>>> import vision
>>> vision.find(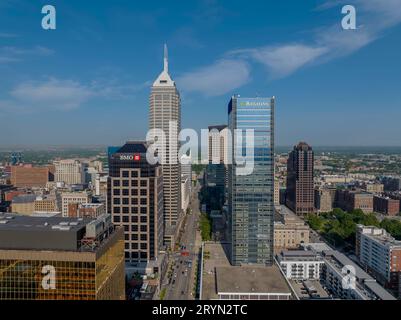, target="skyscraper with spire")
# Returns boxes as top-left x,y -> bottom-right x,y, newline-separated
149,44 -> 181,247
